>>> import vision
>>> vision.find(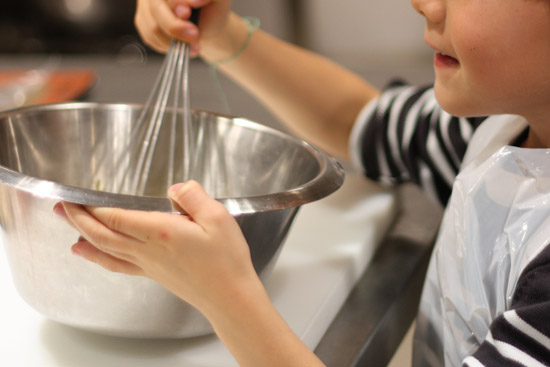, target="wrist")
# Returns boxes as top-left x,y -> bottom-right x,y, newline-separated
197,273 -> 326,367
200,13 -> 255,64
200,271 -> 267,320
